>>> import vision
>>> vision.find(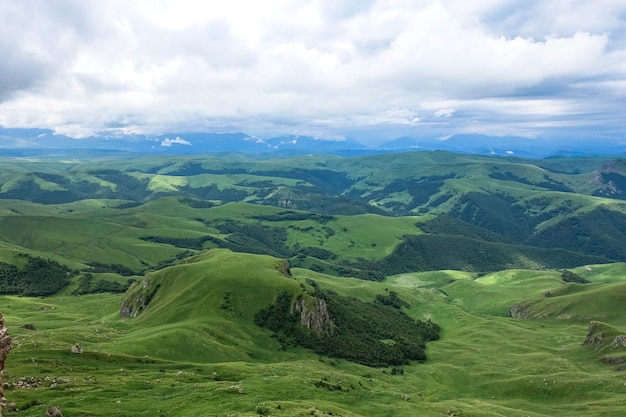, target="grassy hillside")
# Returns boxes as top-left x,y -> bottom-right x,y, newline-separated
2,151 -> 626,415
3,253 -> 626,415
1,152 -> 626,275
